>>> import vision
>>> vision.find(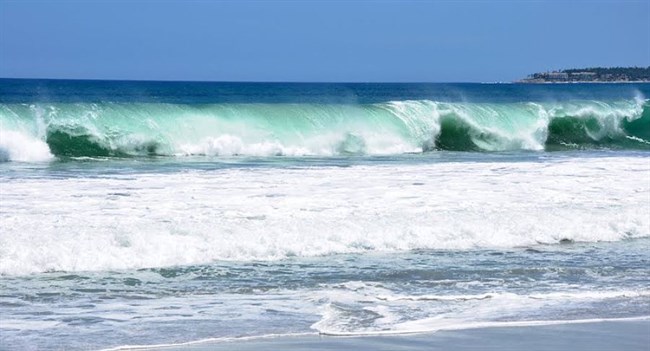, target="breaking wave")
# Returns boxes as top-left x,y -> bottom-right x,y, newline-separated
0,98 -> 648,161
